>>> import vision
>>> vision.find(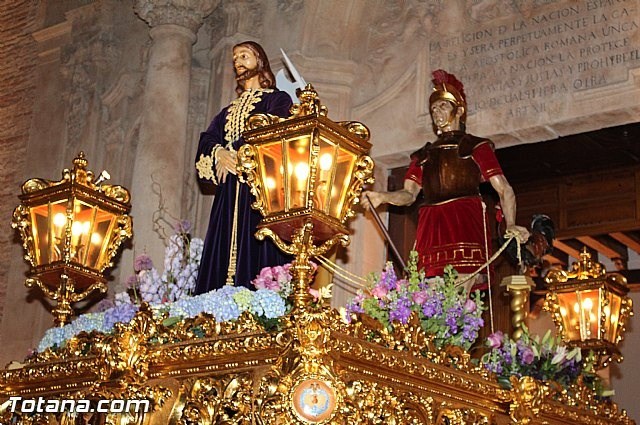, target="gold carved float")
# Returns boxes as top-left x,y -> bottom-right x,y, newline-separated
0,300 -> 634,424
